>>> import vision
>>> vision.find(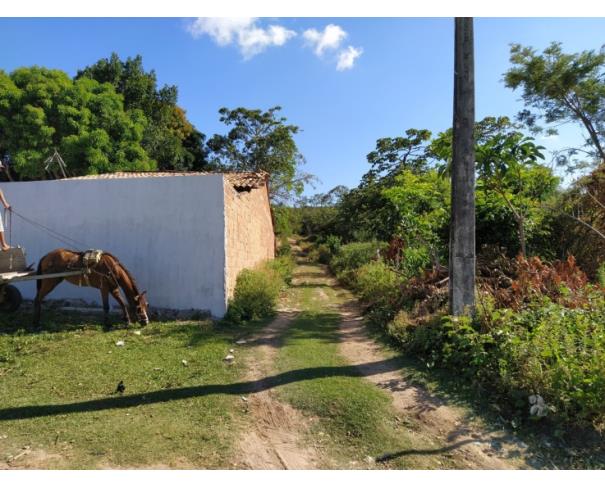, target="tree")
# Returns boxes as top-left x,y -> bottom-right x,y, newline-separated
476,133 -> 555,256
0,67 -> 154,179
504,42 -> 605,169
554,164 -> 605,277
77,53 -> 208,171
207,106 -> 312,202
449,17 -> 476,316
383,169 -> 450,270
364,129 -> 432,182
